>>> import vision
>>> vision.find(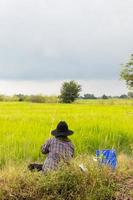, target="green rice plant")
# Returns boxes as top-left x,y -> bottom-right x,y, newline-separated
0,101 -> 133,167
